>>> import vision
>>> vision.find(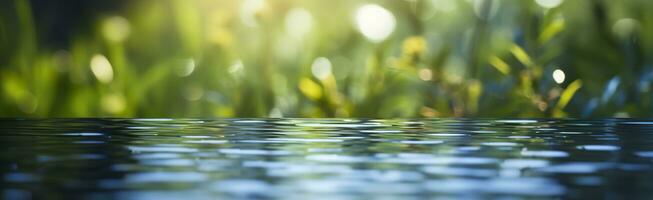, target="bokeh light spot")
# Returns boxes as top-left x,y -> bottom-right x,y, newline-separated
355,4 -> 396,43
285,8 -> 313,39
612,18 -> 639,39
184,84 -> 204,101
553,69 -> 565,84
176,59 -> 196,77
101,93 -> 125,114
102,16 -> 130,42
419,69 -> 433,81
240,0 -> 266,27
535,0 -> 563,9
90,54 -> 114,84
228,60 -> 245,77
311,57 -> 332,81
